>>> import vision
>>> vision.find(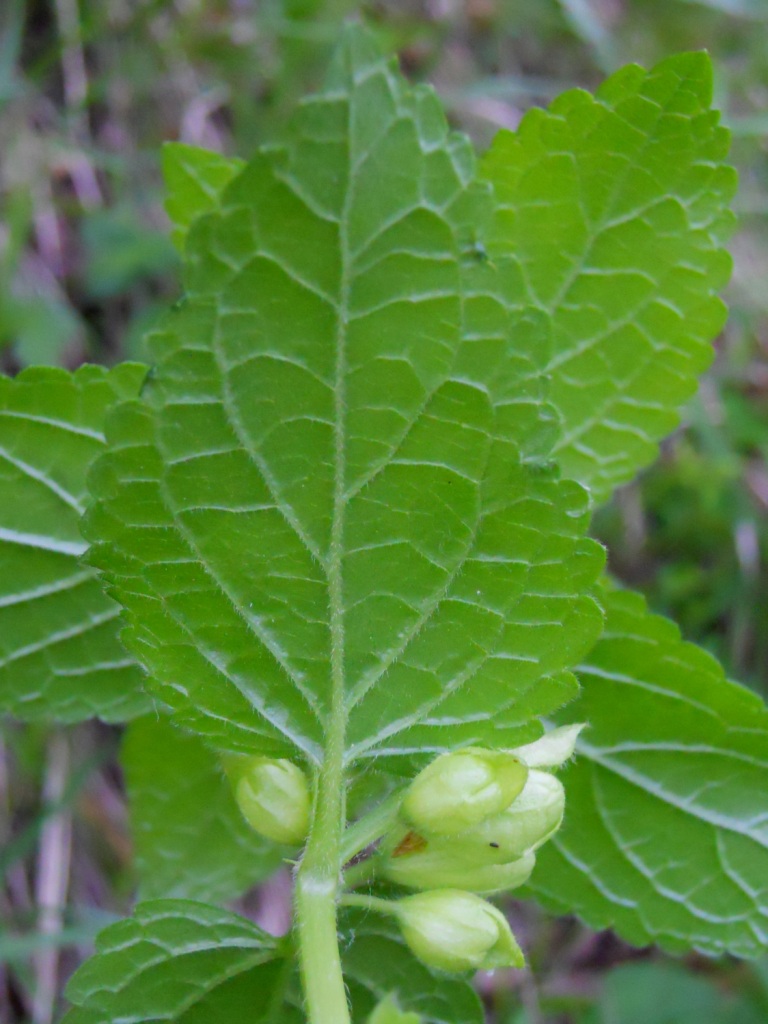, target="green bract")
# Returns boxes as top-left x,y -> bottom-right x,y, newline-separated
231,756 -> 311,845
401,748 -> 528,836
396,890 -> 524,972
